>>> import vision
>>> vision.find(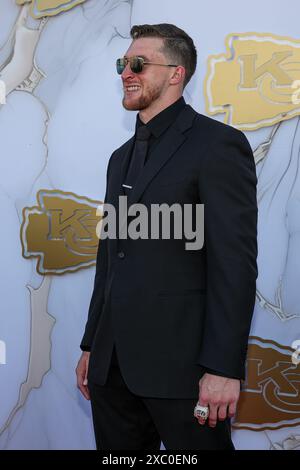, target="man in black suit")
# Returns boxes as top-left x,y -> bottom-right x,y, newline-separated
76,23 -> 258,450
